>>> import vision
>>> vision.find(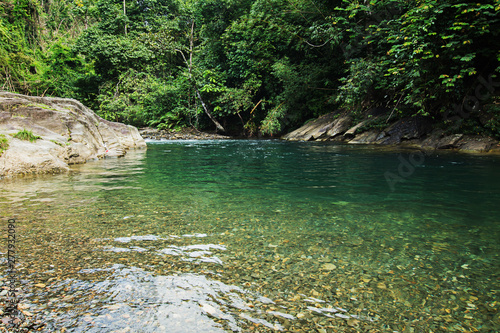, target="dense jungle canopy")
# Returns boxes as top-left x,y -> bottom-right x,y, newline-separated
1,0 -> 499,136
